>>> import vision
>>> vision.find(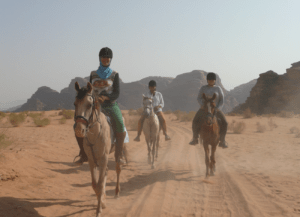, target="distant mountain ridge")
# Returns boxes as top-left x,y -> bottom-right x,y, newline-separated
228,79 -> 257,104
14,70 -> 256,113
